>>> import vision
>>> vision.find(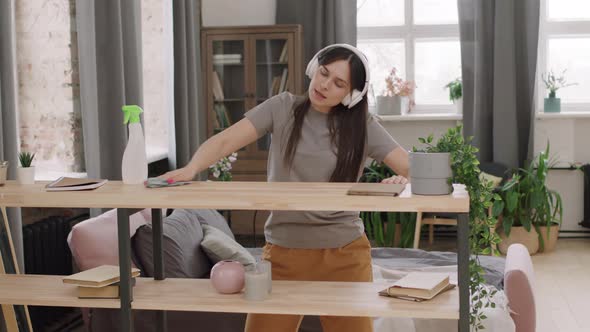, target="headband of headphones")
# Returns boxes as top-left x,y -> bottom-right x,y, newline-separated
305,43 -> 370,109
